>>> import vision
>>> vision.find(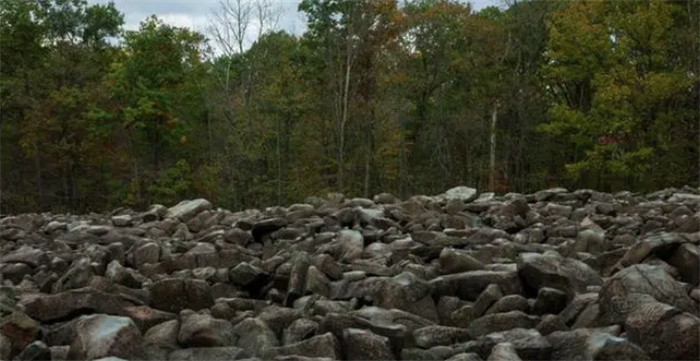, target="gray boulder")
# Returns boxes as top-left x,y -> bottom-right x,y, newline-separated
66,314 -> 144,360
